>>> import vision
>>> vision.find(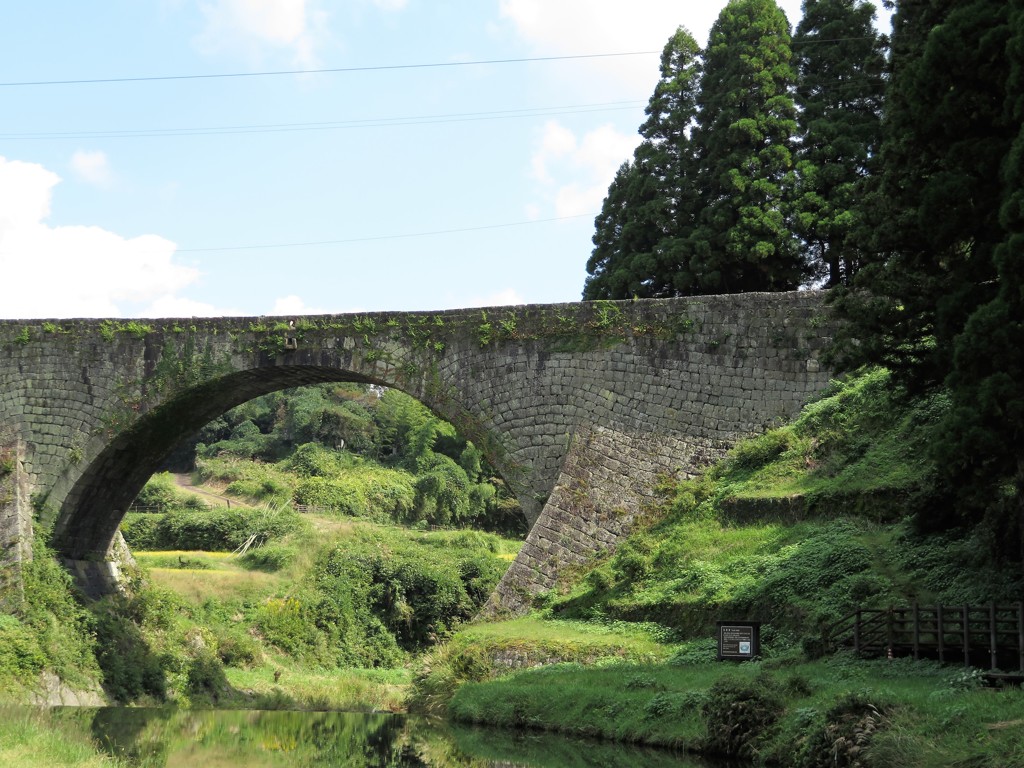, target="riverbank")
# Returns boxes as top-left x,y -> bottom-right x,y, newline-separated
441,645 -> 1024,766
